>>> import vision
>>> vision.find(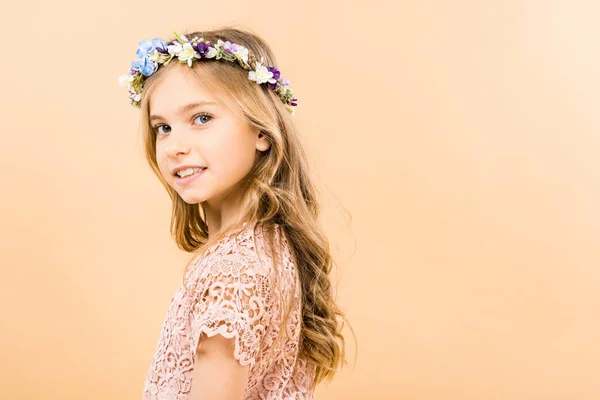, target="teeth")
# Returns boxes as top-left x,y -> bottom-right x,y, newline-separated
176,167 -> 203,178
